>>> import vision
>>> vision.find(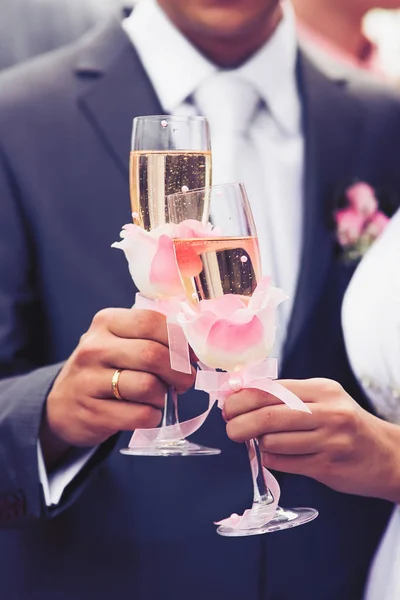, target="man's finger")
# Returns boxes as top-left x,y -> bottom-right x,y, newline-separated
95,338 -> 196,393
94,369 -> 167,409
93,308 -> 169,345
80,396 -> 163,433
